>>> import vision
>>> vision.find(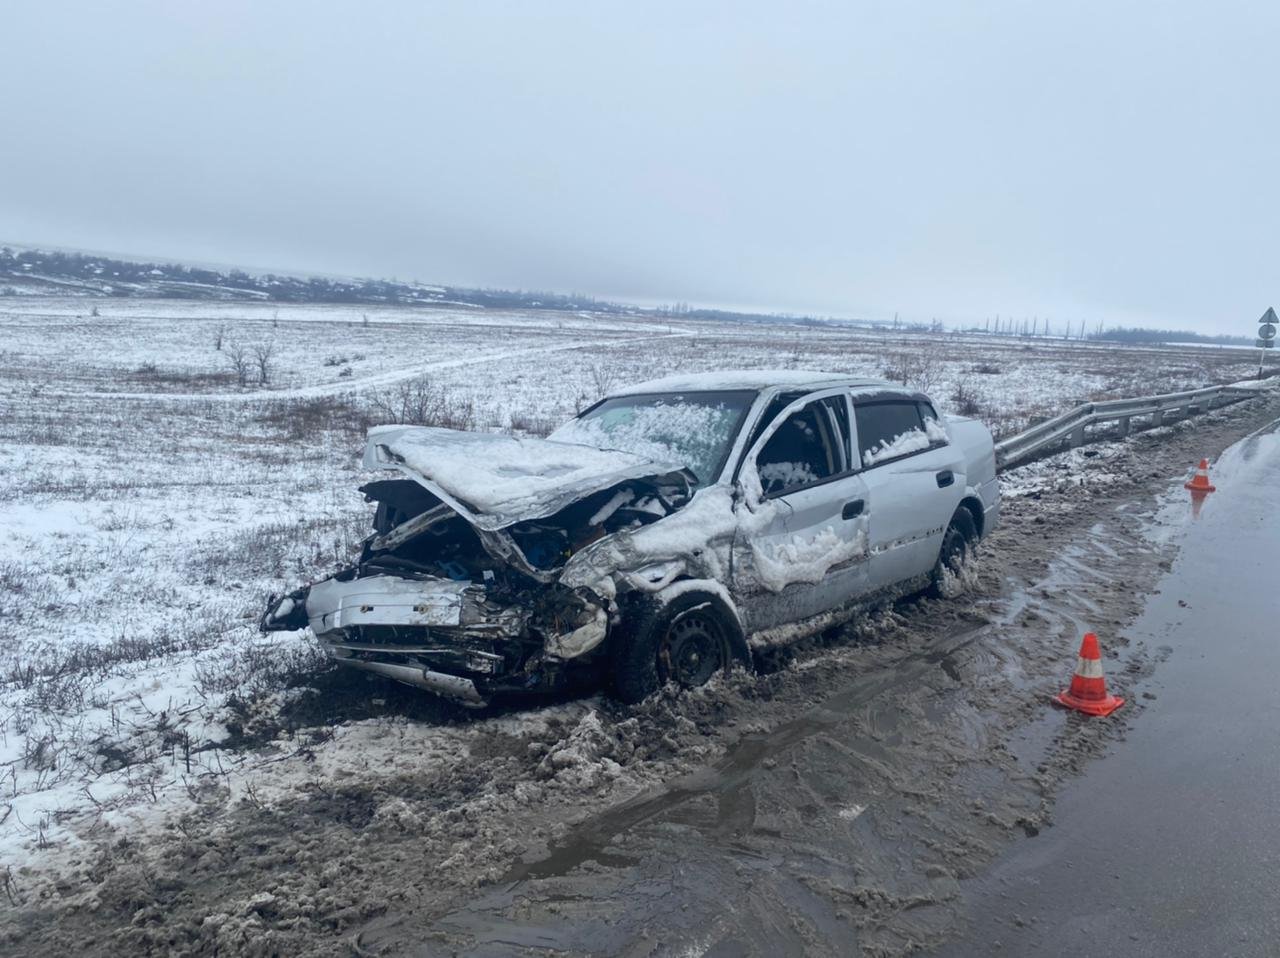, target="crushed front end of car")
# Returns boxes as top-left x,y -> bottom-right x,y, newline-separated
260,426 -> 697,705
